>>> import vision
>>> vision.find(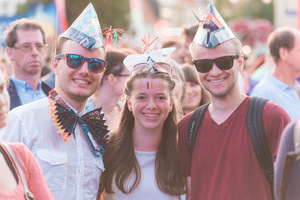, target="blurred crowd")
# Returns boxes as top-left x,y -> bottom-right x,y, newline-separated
0,2 -> 299,200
